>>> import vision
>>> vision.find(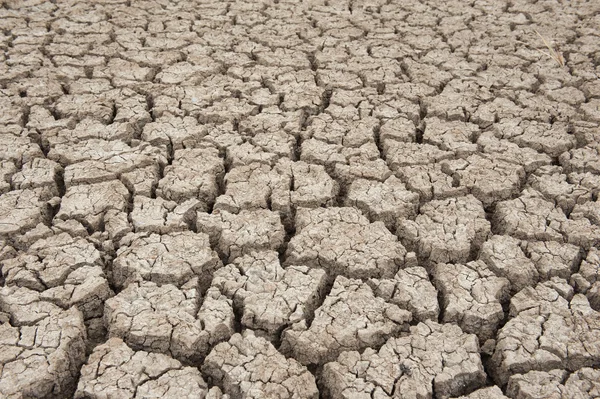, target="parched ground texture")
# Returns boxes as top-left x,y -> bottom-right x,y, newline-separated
1,0 -> 600,398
